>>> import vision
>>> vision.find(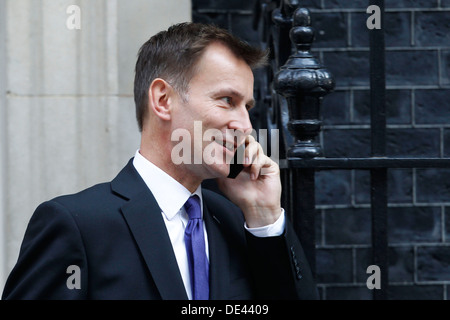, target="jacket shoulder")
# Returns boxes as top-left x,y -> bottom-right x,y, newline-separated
51,182 -> 115,209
